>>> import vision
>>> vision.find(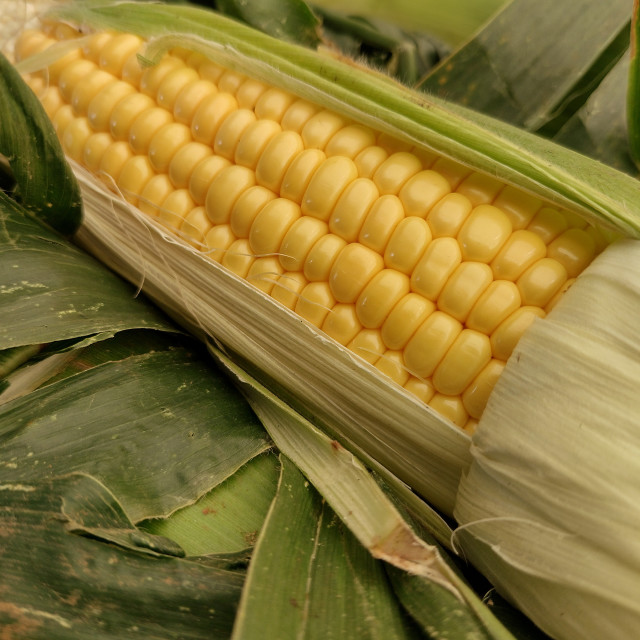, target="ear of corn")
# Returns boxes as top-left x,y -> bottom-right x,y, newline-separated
7,5 -> 640,639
